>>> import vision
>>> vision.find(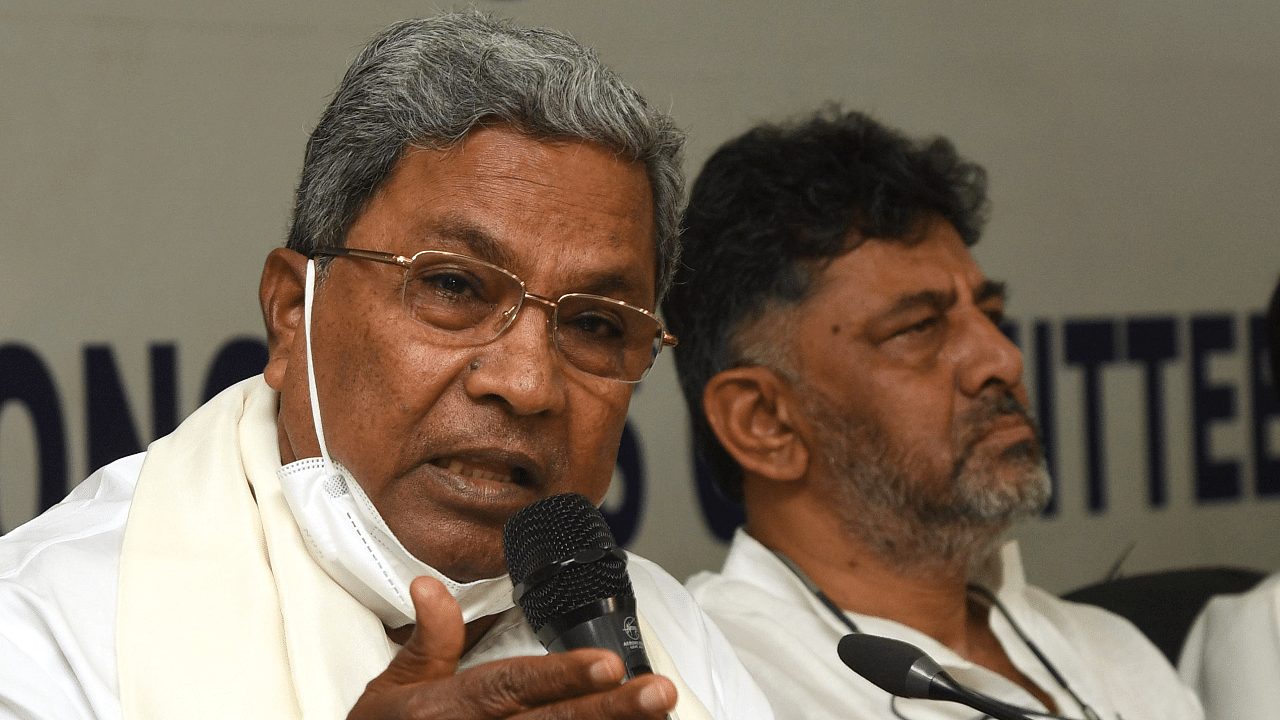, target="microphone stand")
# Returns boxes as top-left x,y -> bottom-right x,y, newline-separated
923,675 -> 1037,720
